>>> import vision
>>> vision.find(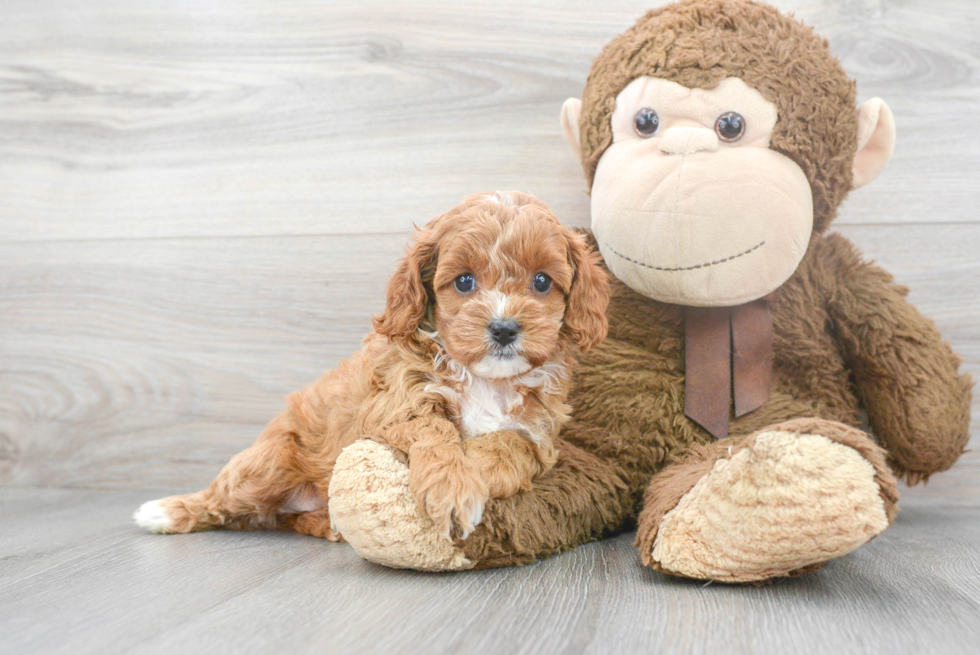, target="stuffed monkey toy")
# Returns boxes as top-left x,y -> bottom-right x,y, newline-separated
327,0 -> 972,582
